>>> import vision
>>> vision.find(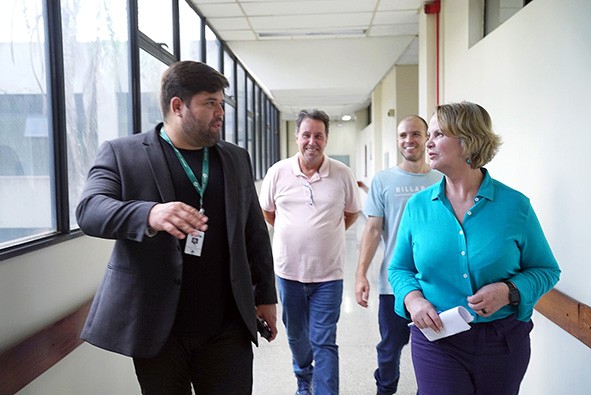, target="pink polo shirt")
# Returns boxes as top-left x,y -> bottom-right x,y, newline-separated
259,154 -> 361,282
